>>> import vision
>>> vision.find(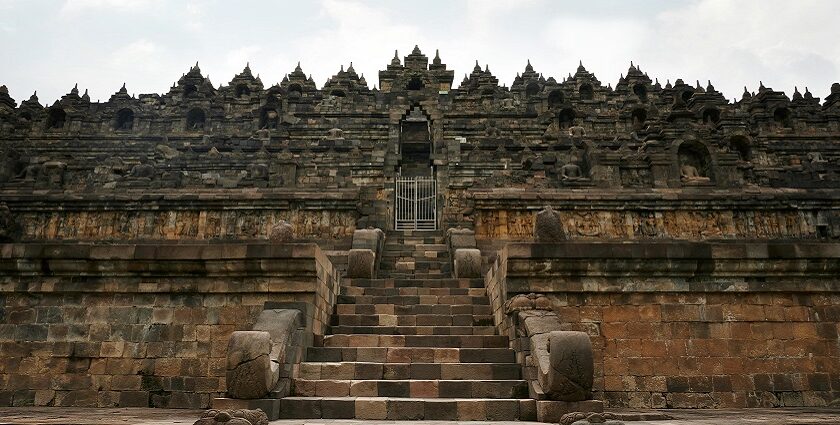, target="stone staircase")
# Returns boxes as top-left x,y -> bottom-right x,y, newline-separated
279,230 -> 534,420
378,230 -> 450,279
